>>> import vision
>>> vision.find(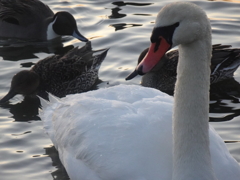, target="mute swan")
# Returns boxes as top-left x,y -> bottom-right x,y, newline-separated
137,44 -> 240,94
0,0 -> 88,41
0,42 -> 108,103
40,2 -> 240,180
